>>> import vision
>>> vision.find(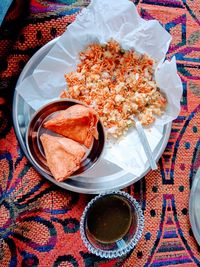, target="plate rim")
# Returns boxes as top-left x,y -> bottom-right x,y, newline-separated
13,37 -> 172,194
